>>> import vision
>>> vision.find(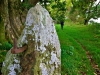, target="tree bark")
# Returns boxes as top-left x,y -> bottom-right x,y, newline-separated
5,0 -> 27,43
0,0 -> 39,43
28,0 -> 39,6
